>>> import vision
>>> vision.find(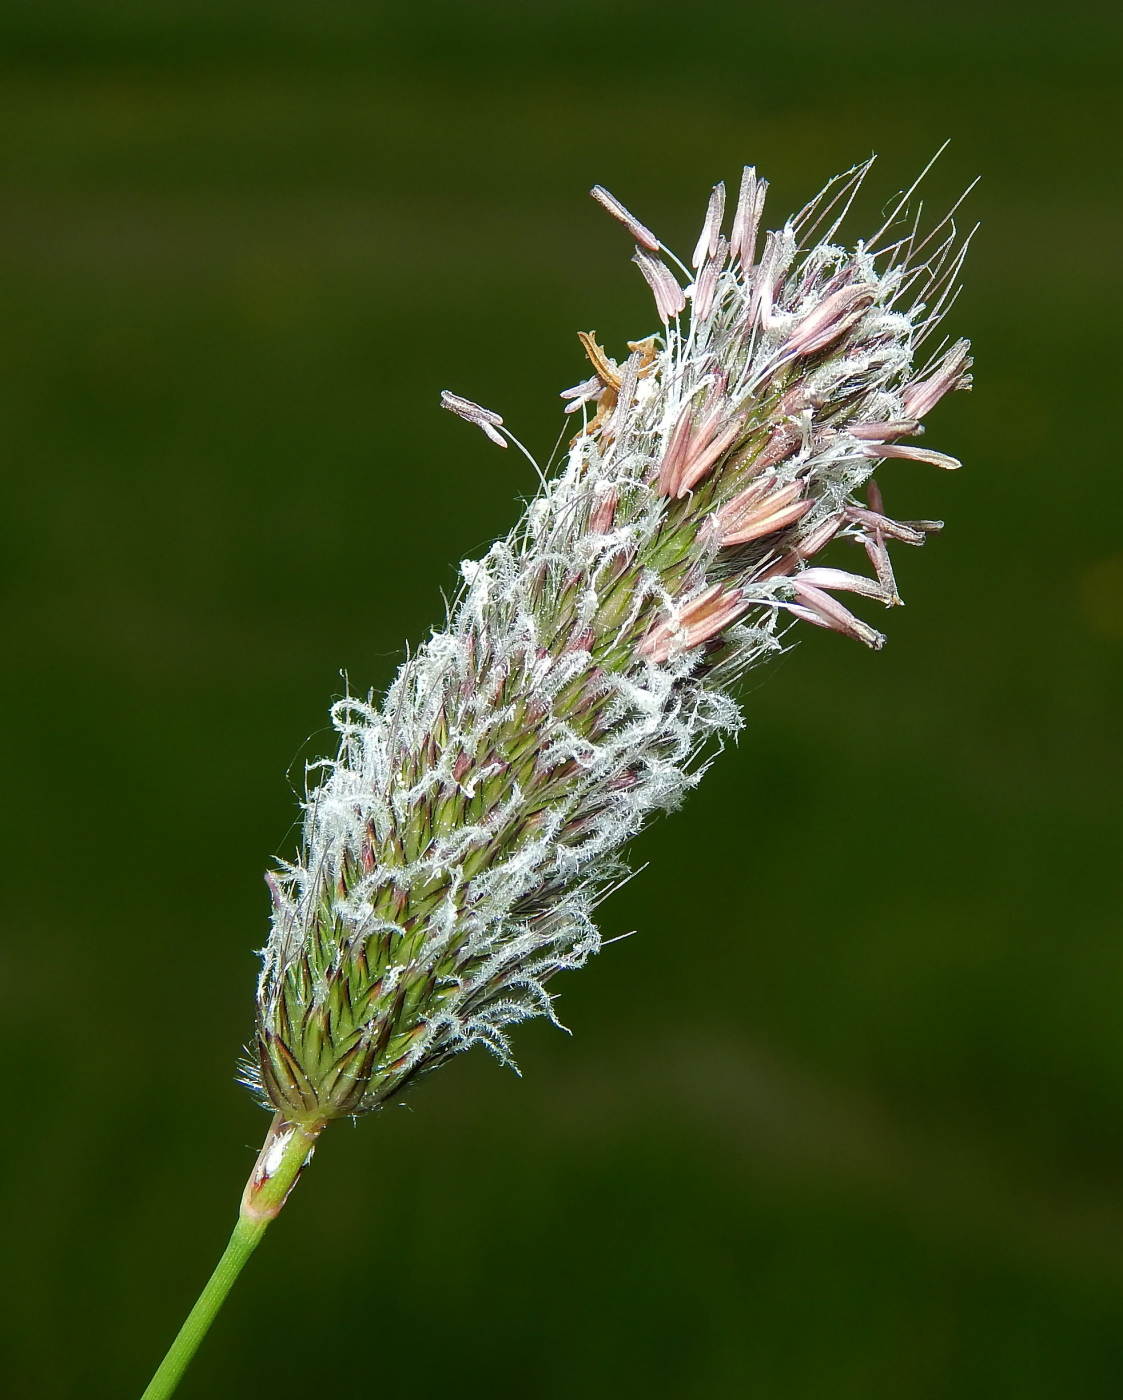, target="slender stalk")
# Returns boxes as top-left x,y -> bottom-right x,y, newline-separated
138,1216 -> 265,1400
140,1115 -> 325,1400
